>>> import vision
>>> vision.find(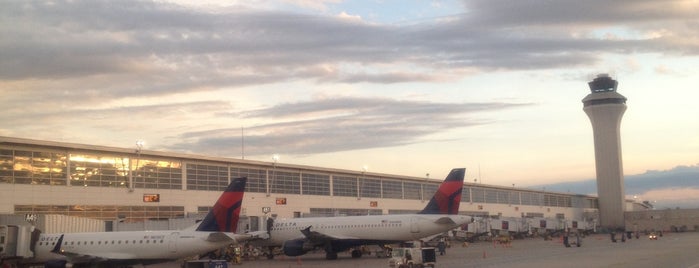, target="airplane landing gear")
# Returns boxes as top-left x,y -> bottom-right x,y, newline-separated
325,251 -> 338,260
351,249 -> 363,258
266,246 -> 275,260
